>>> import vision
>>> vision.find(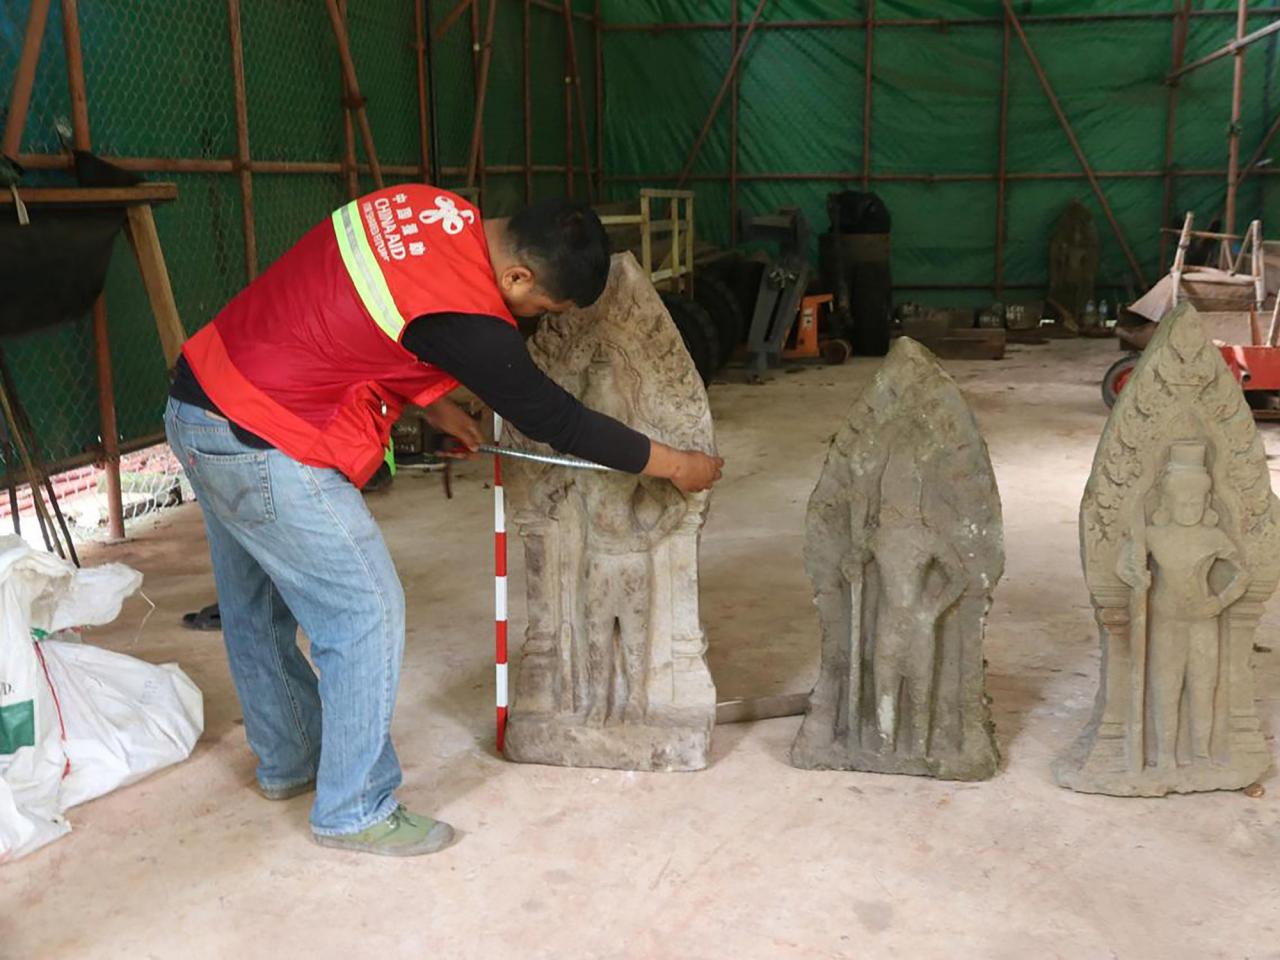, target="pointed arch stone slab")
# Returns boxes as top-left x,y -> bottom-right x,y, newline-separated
1056,303 -> 1280,796
791,337 -> 1004,781
501,253 -> 717,772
